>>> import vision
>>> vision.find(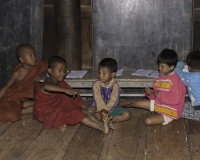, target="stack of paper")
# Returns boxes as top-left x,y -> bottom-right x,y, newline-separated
132,69 -> 159,78
116,69 -> 123,76
66,70 -> 87,78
